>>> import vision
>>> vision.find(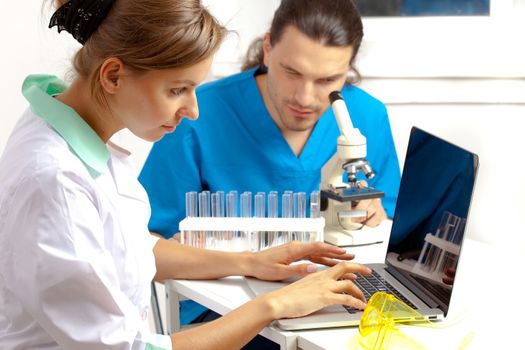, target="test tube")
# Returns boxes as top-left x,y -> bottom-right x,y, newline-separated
240,191 -> 252,218
293,192 -> 306,241
197,192 -> 210,249
282,192 -> 293,218
225,190 -> 238,251
293,192 -> 306,218
309,191 -> 320,218
266,191 -> 278,249
184,191 -> 198,246
211,193 -> 219,218
200,191 -> 211,217
210,192 -> 224,250
254,192 -> 266,218
217,190 -> 225,218
240,191 -> 253,250
268,191 -> 278,218
254,192 -> 266,250
281,192 -> 293,245
185,191 -> 198,217
452,218 -> 466,245
226,190 -> 238,218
